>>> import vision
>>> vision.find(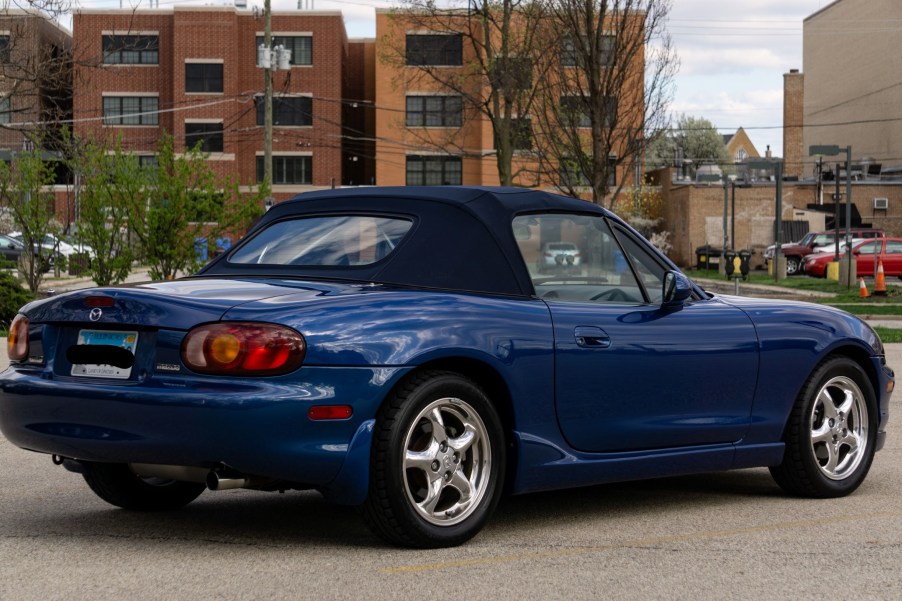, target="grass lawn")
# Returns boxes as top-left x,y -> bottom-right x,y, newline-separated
874,327 -> 902,342
685,268 -> 902,313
